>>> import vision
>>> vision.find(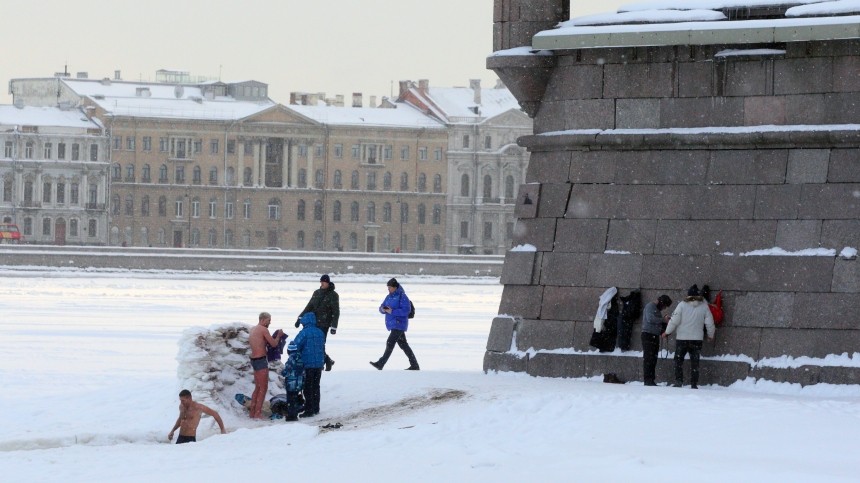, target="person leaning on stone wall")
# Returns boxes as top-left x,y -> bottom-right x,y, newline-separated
641,294 -> 672,386
662,285 -> 715,389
